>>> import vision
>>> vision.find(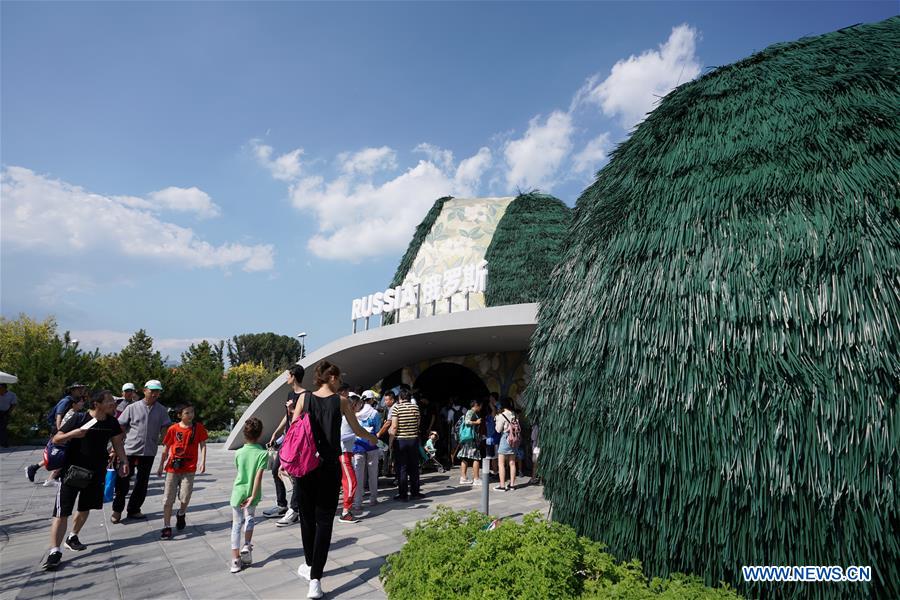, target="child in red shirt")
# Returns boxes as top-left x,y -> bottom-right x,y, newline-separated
157,404 -> 208,539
